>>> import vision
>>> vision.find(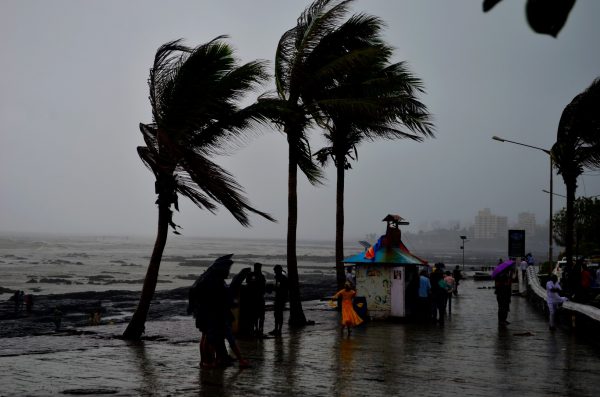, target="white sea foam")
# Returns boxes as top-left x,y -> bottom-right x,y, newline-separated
0,235 -> 337,299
